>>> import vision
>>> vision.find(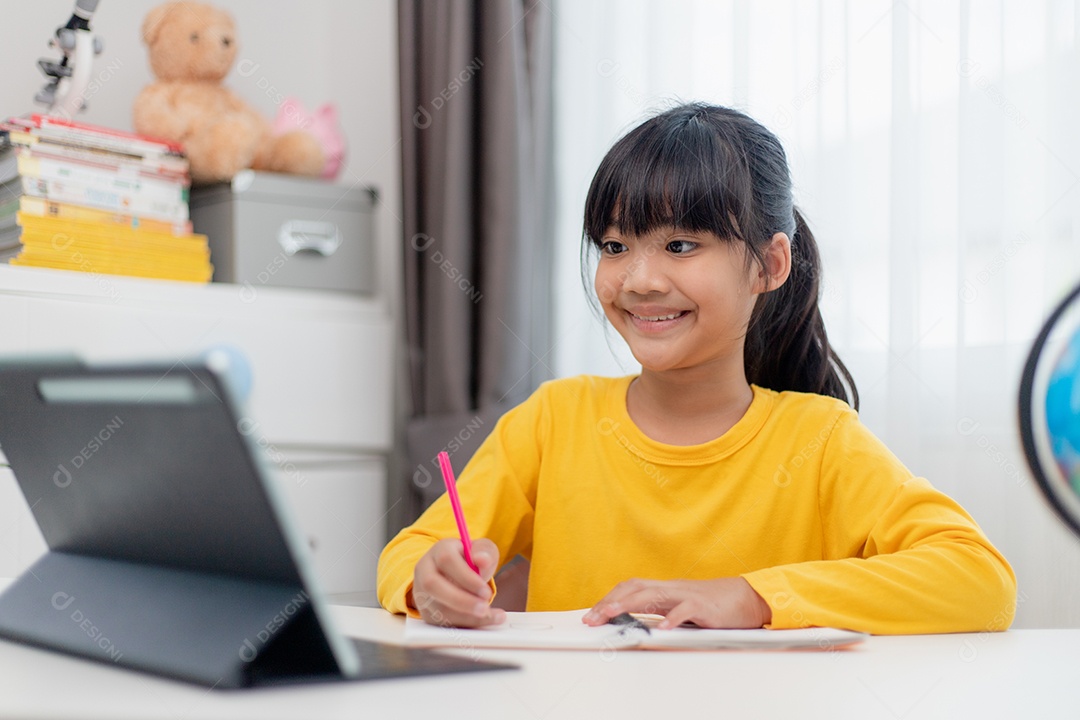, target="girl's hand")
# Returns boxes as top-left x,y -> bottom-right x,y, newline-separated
409,538 -> 506,628
581,577 -> 772,630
